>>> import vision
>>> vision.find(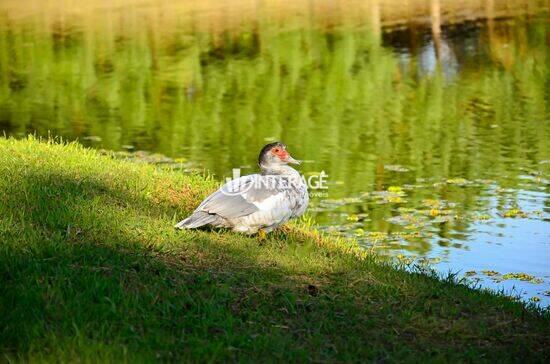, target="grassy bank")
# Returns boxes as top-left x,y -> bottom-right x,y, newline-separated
0,137 -> 548,362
